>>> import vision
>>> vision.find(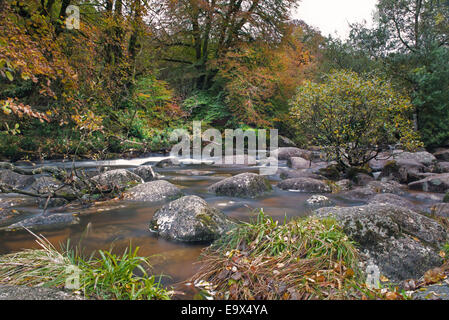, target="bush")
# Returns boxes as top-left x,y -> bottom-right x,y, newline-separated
290,70 -> 422,168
